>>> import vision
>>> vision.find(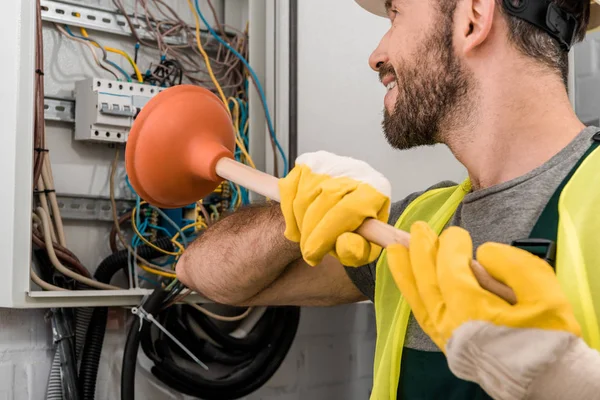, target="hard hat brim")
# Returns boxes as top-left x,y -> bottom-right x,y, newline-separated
355,0 -> 387,18
355,0 -> 600,32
